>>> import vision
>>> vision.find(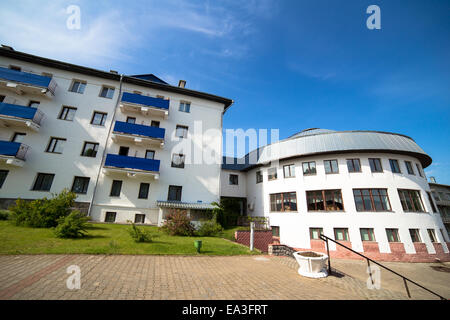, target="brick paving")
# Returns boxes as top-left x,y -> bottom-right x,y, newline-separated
0,255 -> 446,300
